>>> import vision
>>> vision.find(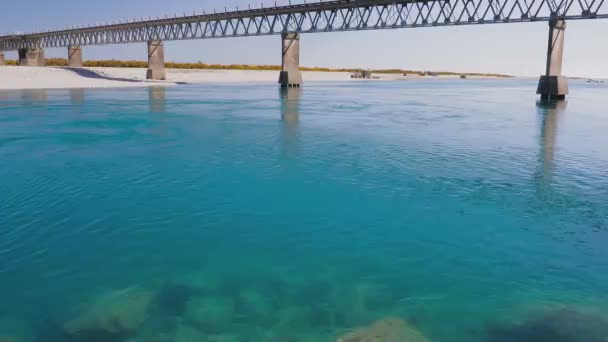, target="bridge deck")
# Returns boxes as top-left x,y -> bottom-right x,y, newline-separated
1,0 -> 606,50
